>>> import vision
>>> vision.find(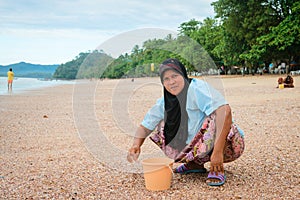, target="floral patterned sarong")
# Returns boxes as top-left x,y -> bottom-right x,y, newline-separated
149,113 -> 245,165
